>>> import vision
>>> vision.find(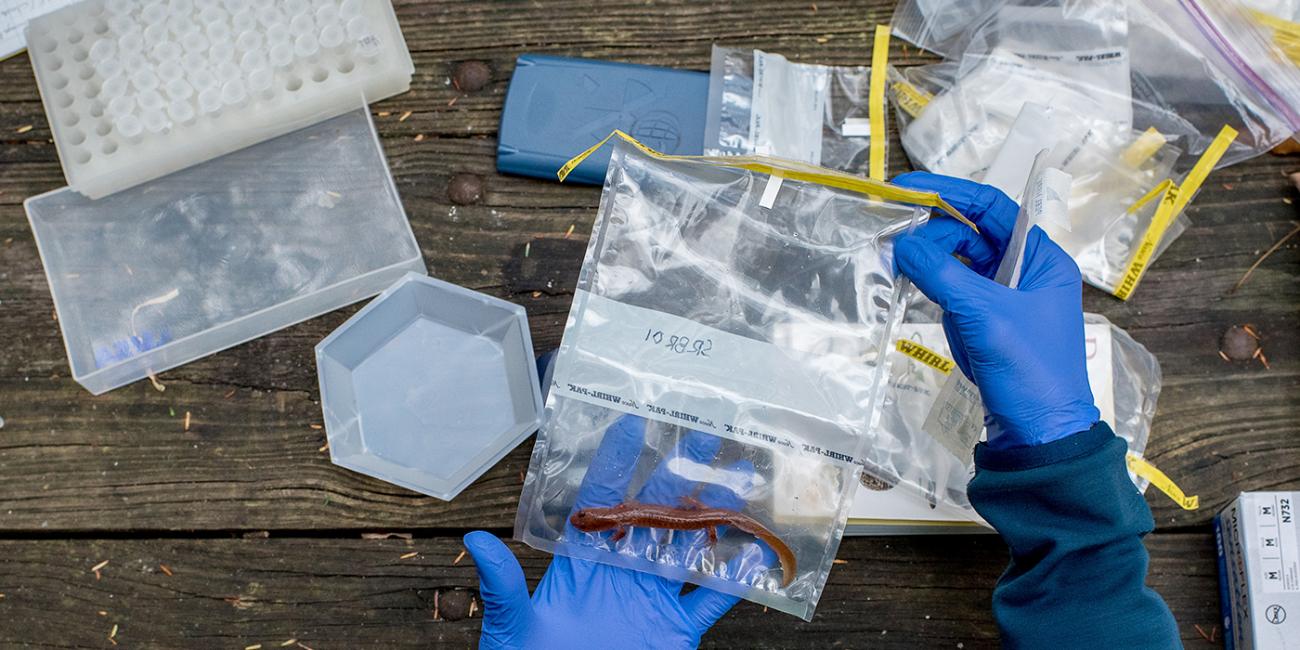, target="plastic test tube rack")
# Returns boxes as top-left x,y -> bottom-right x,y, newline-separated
26,0 -> 414,199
